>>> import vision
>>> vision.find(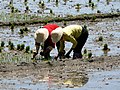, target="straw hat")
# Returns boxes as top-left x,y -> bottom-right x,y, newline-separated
51,27 -> 63,43
34,28 -> 49,43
